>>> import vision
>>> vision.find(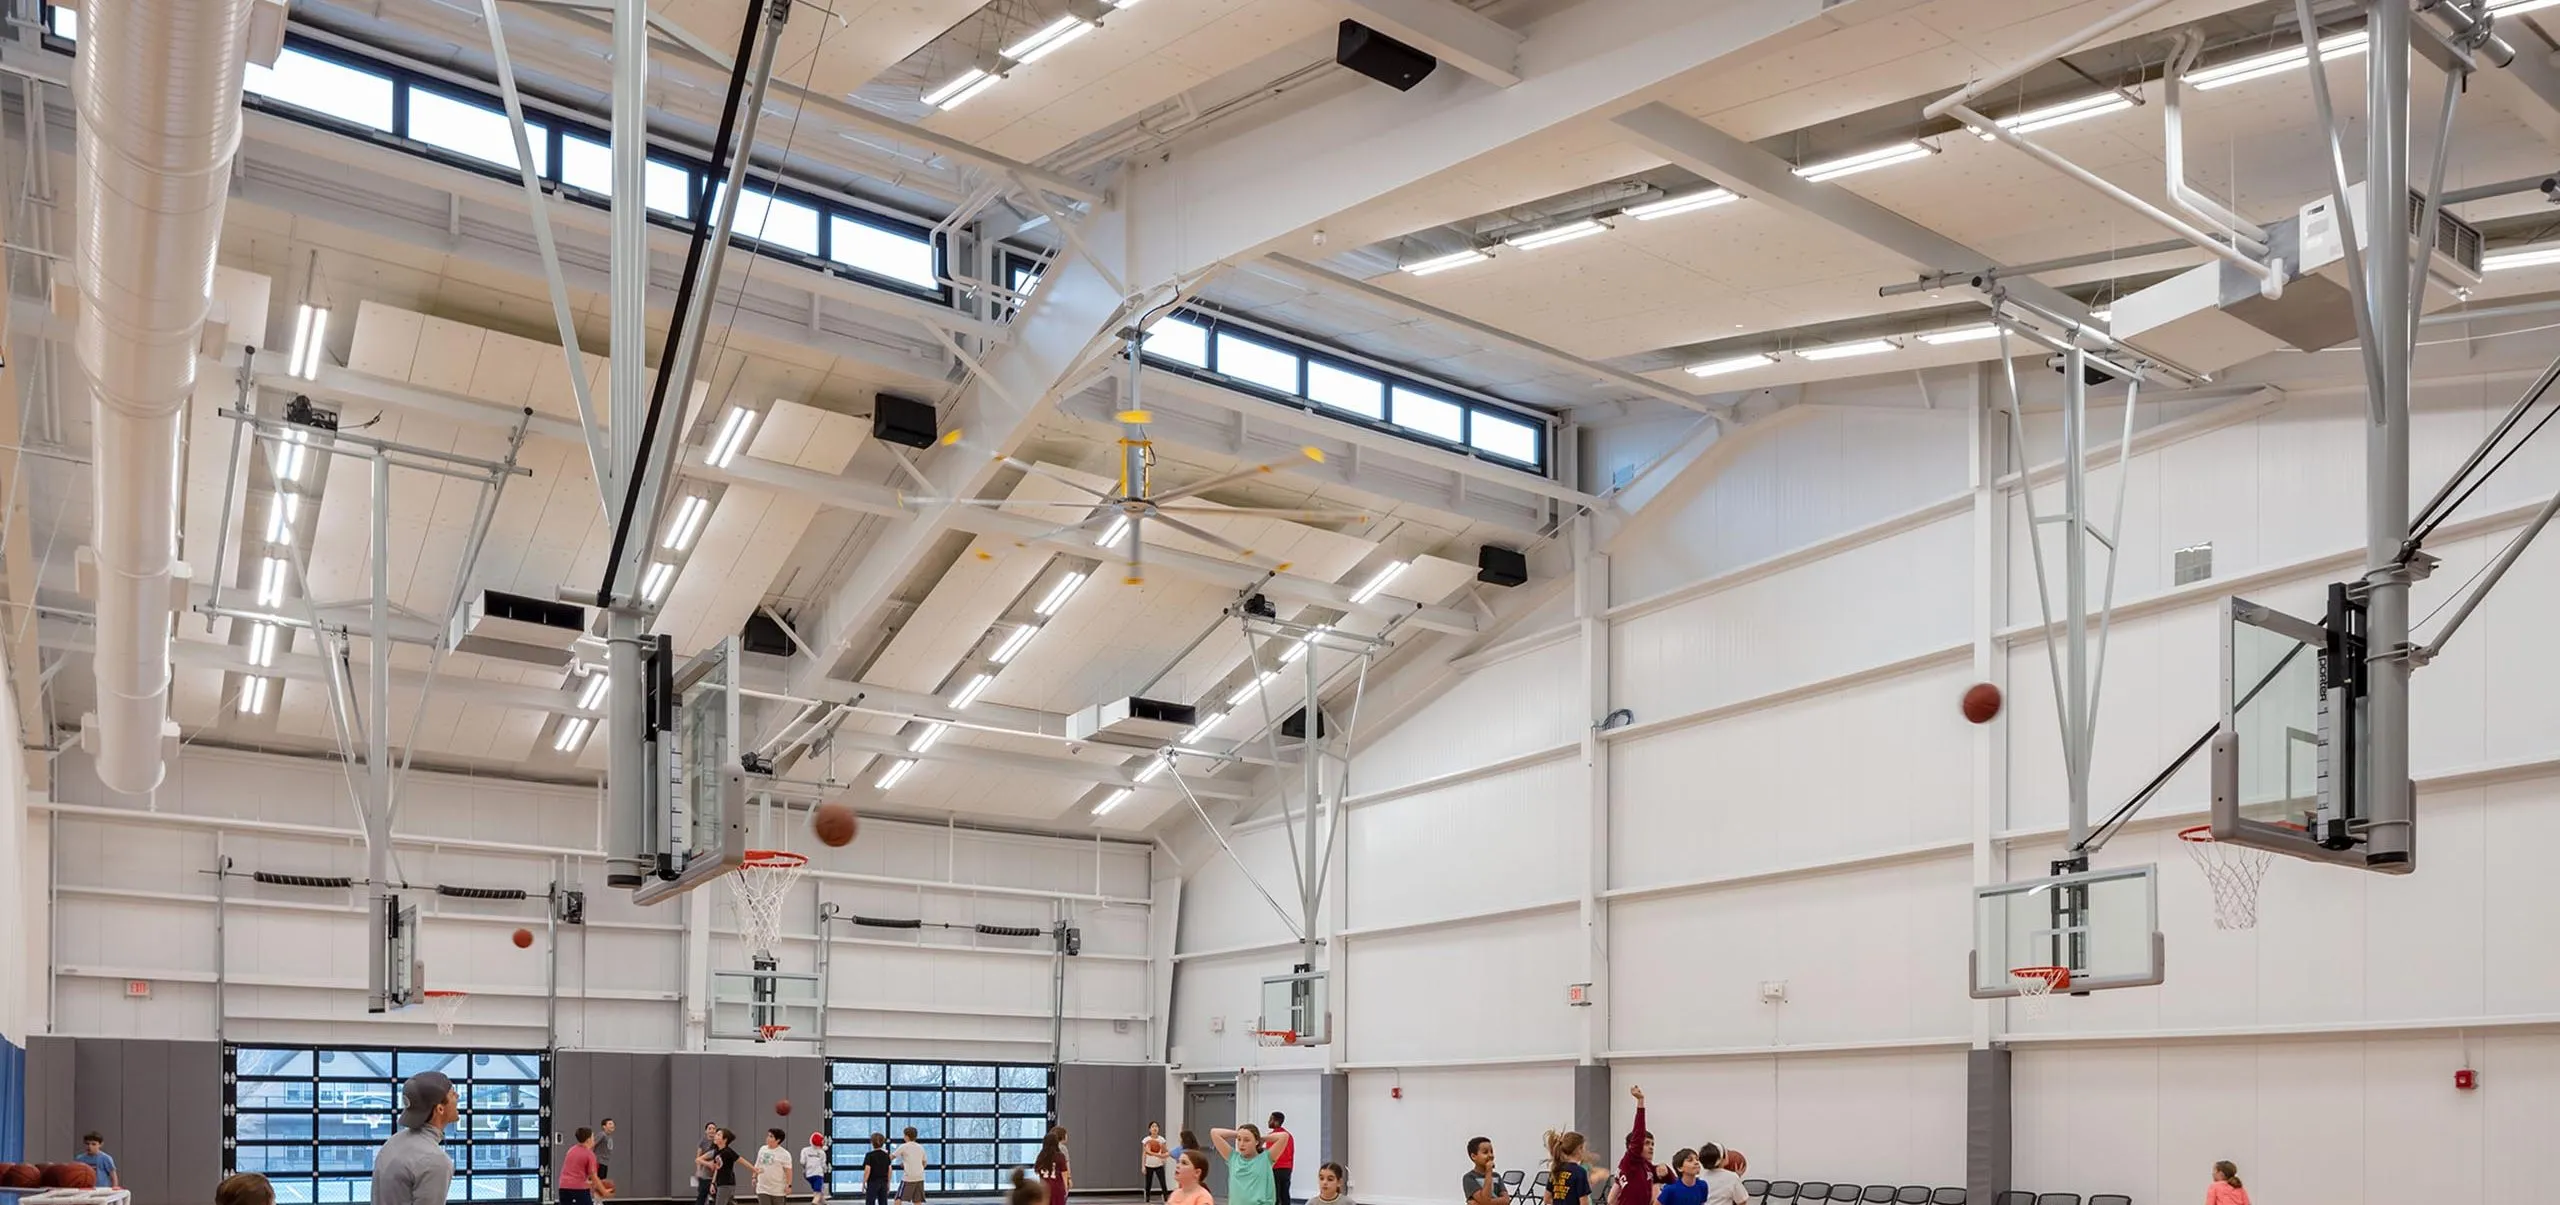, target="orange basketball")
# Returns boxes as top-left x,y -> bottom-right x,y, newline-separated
812,800 -> 858,848
1961,682 -> 2003,724
0,1165 -> 36,1190
512,928 -> 534,949
775,1099 -> 793,1117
